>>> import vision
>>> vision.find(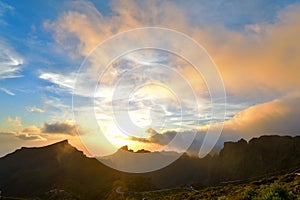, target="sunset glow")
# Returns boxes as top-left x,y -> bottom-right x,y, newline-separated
0,0 -> 300,159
